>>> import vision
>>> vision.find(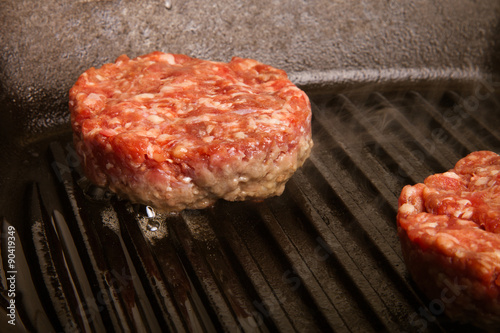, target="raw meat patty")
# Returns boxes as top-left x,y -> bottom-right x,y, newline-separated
397,151 -> 500,330
70,52 -> 313,212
